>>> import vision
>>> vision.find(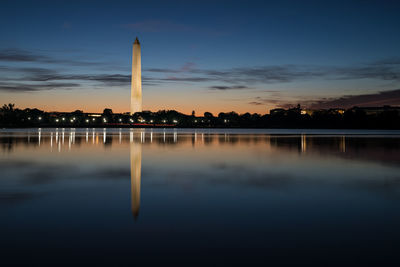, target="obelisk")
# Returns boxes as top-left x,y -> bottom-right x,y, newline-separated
130,37 -> 142,114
